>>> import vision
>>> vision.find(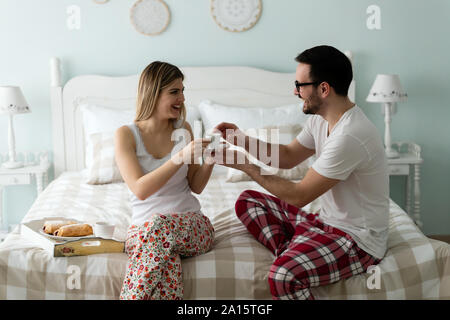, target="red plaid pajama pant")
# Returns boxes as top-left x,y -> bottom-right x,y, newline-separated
235,190 -> 381,300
